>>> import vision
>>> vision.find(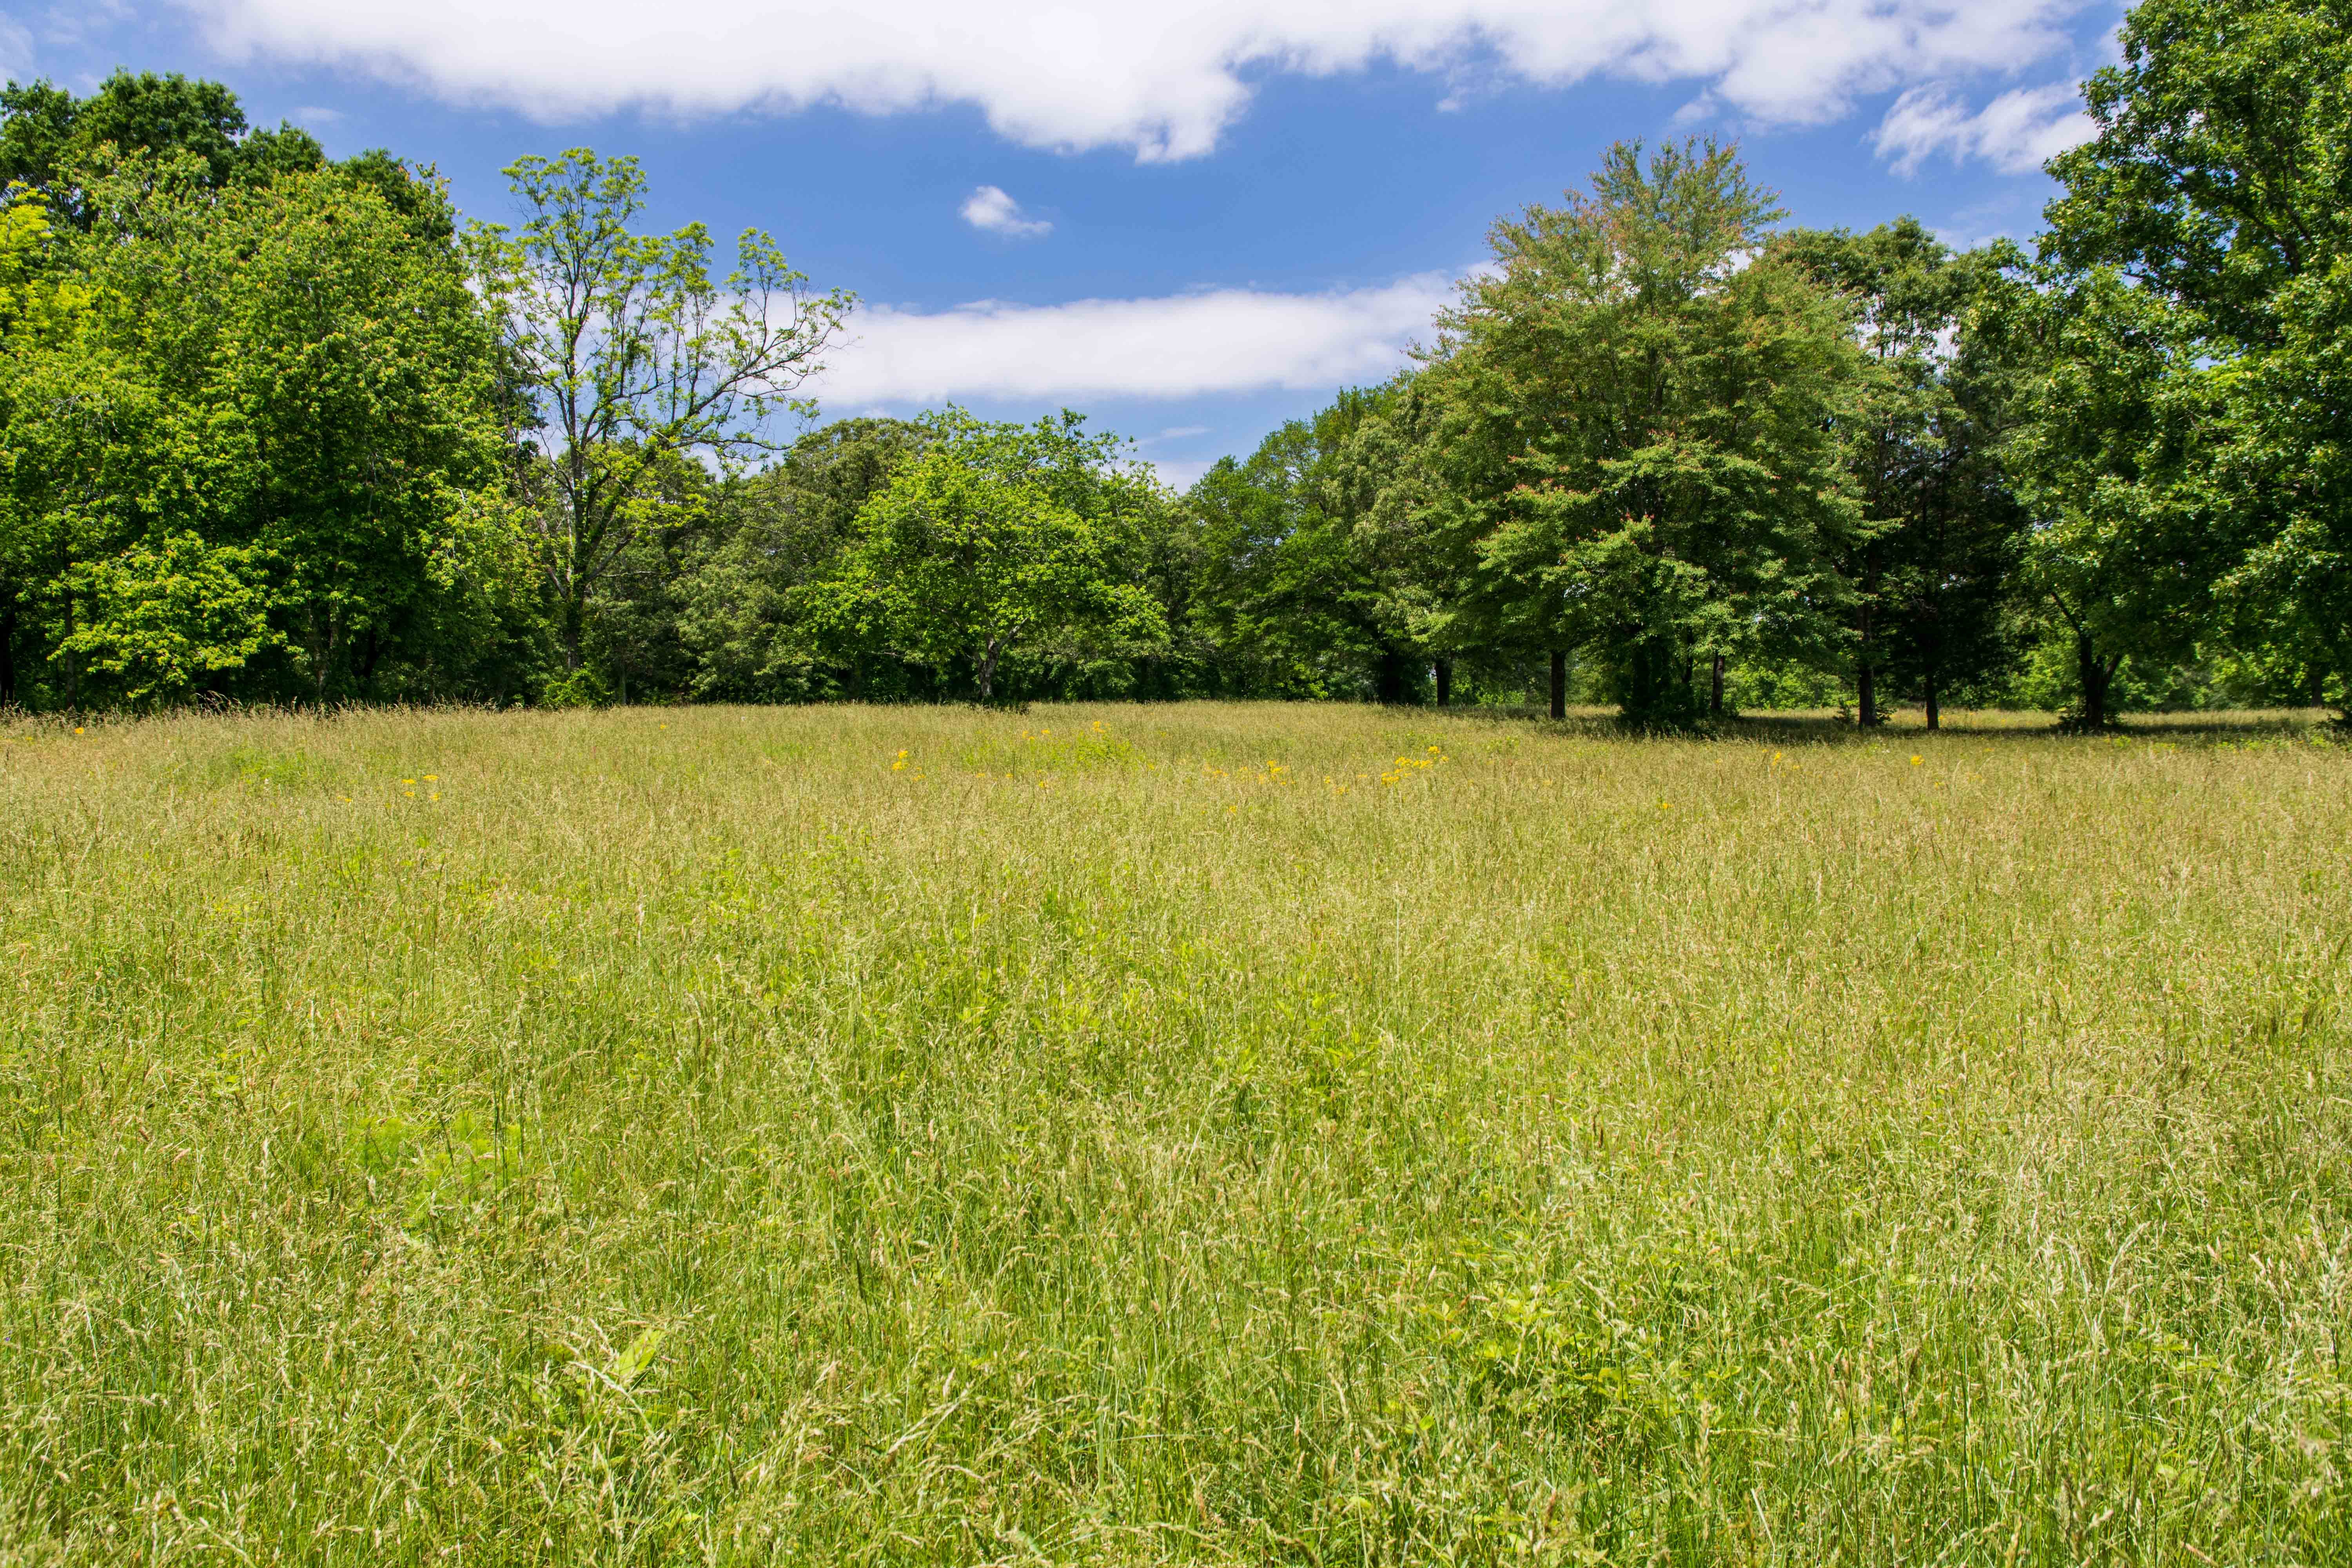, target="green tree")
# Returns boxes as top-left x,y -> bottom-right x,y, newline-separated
577,449 -> 716,705
0,155 -> 526,707
1405,140 -> 1864,722
2004,270 -> 2224,730
1775,220 -> 2031,727
470,148 -> 852,680
2037,0 -> 2352,720
679,417 -> 930,701
0,189 -> 84,703
804,411 -> 1165,701
0,70 -> 325,228
1183,382 -> 1429,701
